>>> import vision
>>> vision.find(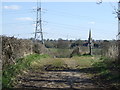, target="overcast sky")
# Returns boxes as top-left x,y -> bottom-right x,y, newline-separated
1,2 -> 118,40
